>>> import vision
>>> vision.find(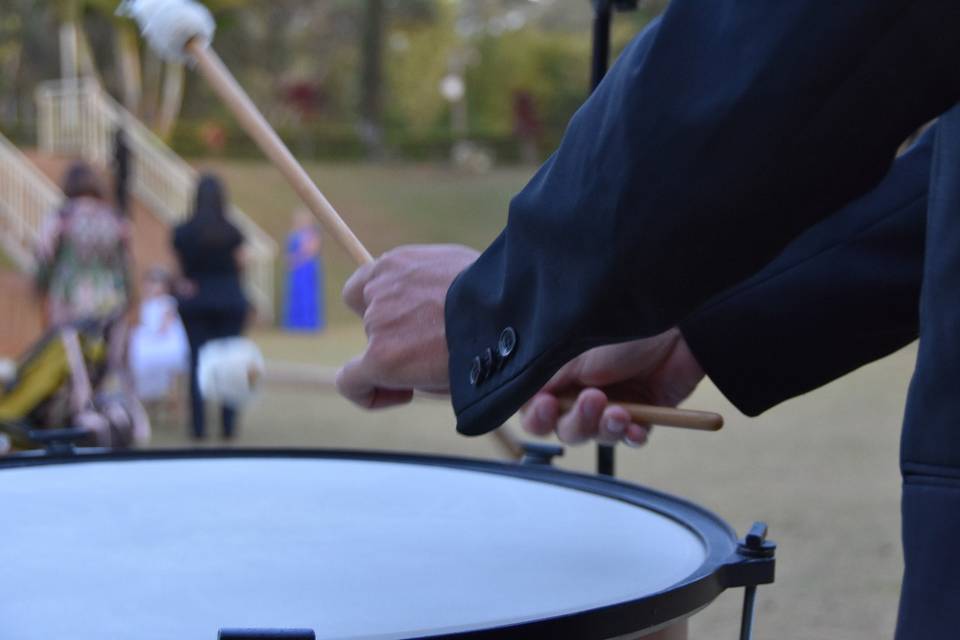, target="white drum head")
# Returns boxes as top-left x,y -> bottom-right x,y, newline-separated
0,457 -> 708,639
